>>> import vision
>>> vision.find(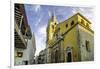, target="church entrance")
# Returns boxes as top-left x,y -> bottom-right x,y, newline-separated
67,52 -> 72,62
